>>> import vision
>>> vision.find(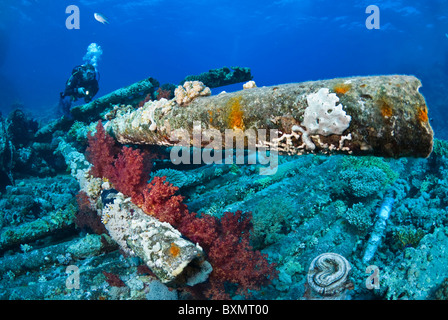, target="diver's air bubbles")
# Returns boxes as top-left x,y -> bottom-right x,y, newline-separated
83,43 -> 103,70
